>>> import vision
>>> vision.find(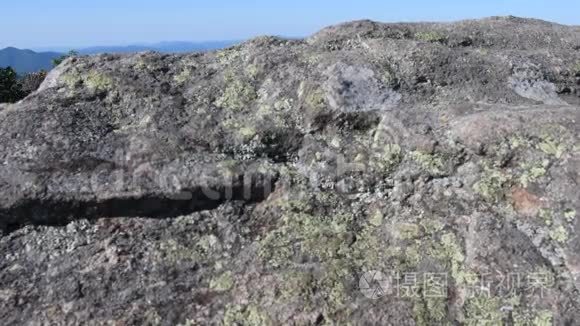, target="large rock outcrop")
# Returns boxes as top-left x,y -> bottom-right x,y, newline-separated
1,16 -> 580,325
